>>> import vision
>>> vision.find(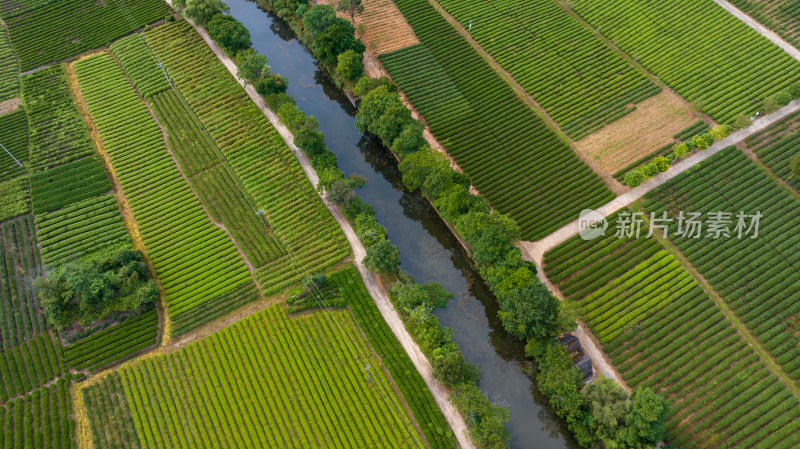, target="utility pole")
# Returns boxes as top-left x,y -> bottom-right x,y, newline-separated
364,364 -> 372,383
0,142 -> 22,167
468,19 -> 472,34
